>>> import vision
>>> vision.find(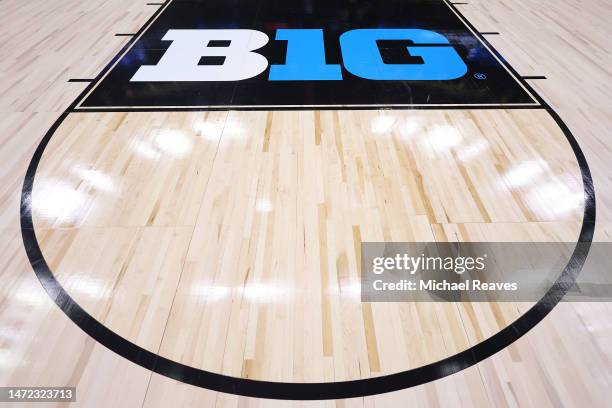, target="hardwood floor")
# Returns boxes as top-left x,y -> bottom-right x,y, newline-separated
1,0 -> 611,406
